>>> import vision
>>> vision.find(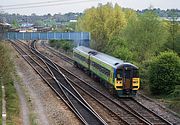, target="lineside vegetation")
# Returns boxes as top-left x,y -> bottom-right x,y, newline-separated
0,42 -> 20,124
149,51 -> 180,95
76,3 -> 180,114
49,39 -> 74,57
